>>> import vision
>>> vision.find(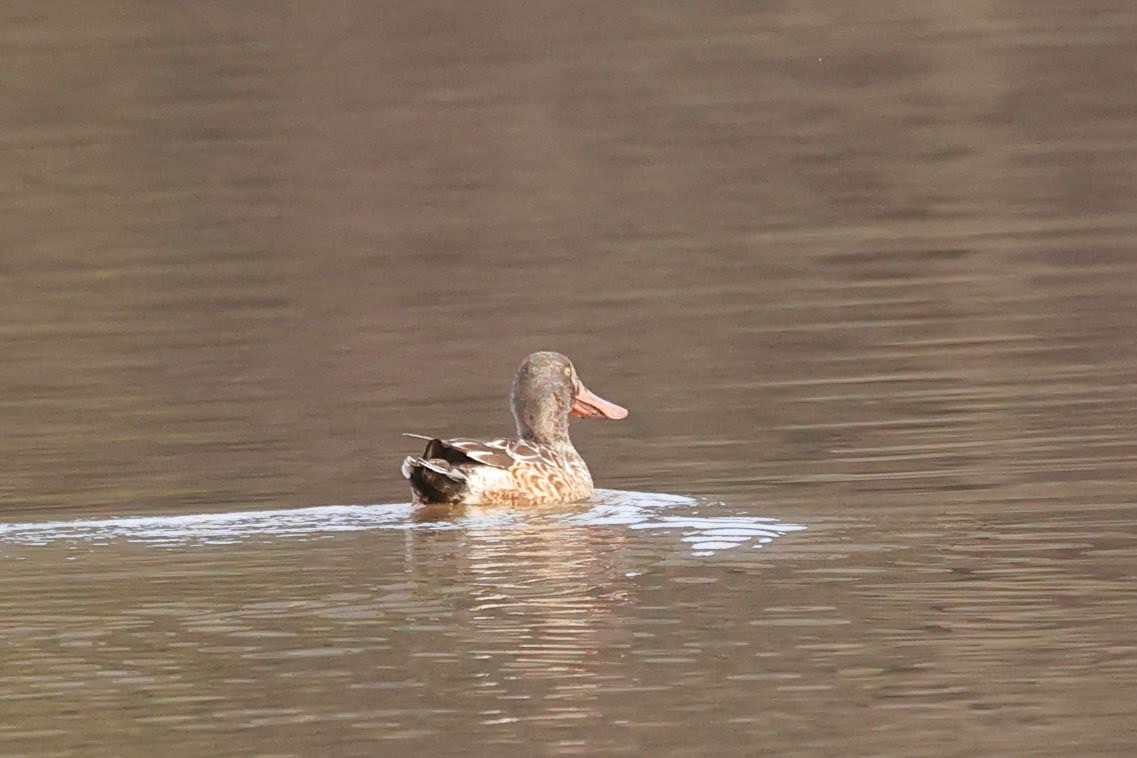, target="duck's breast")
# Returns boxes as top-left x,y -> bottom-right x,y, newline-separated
509,457 -> 593,505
